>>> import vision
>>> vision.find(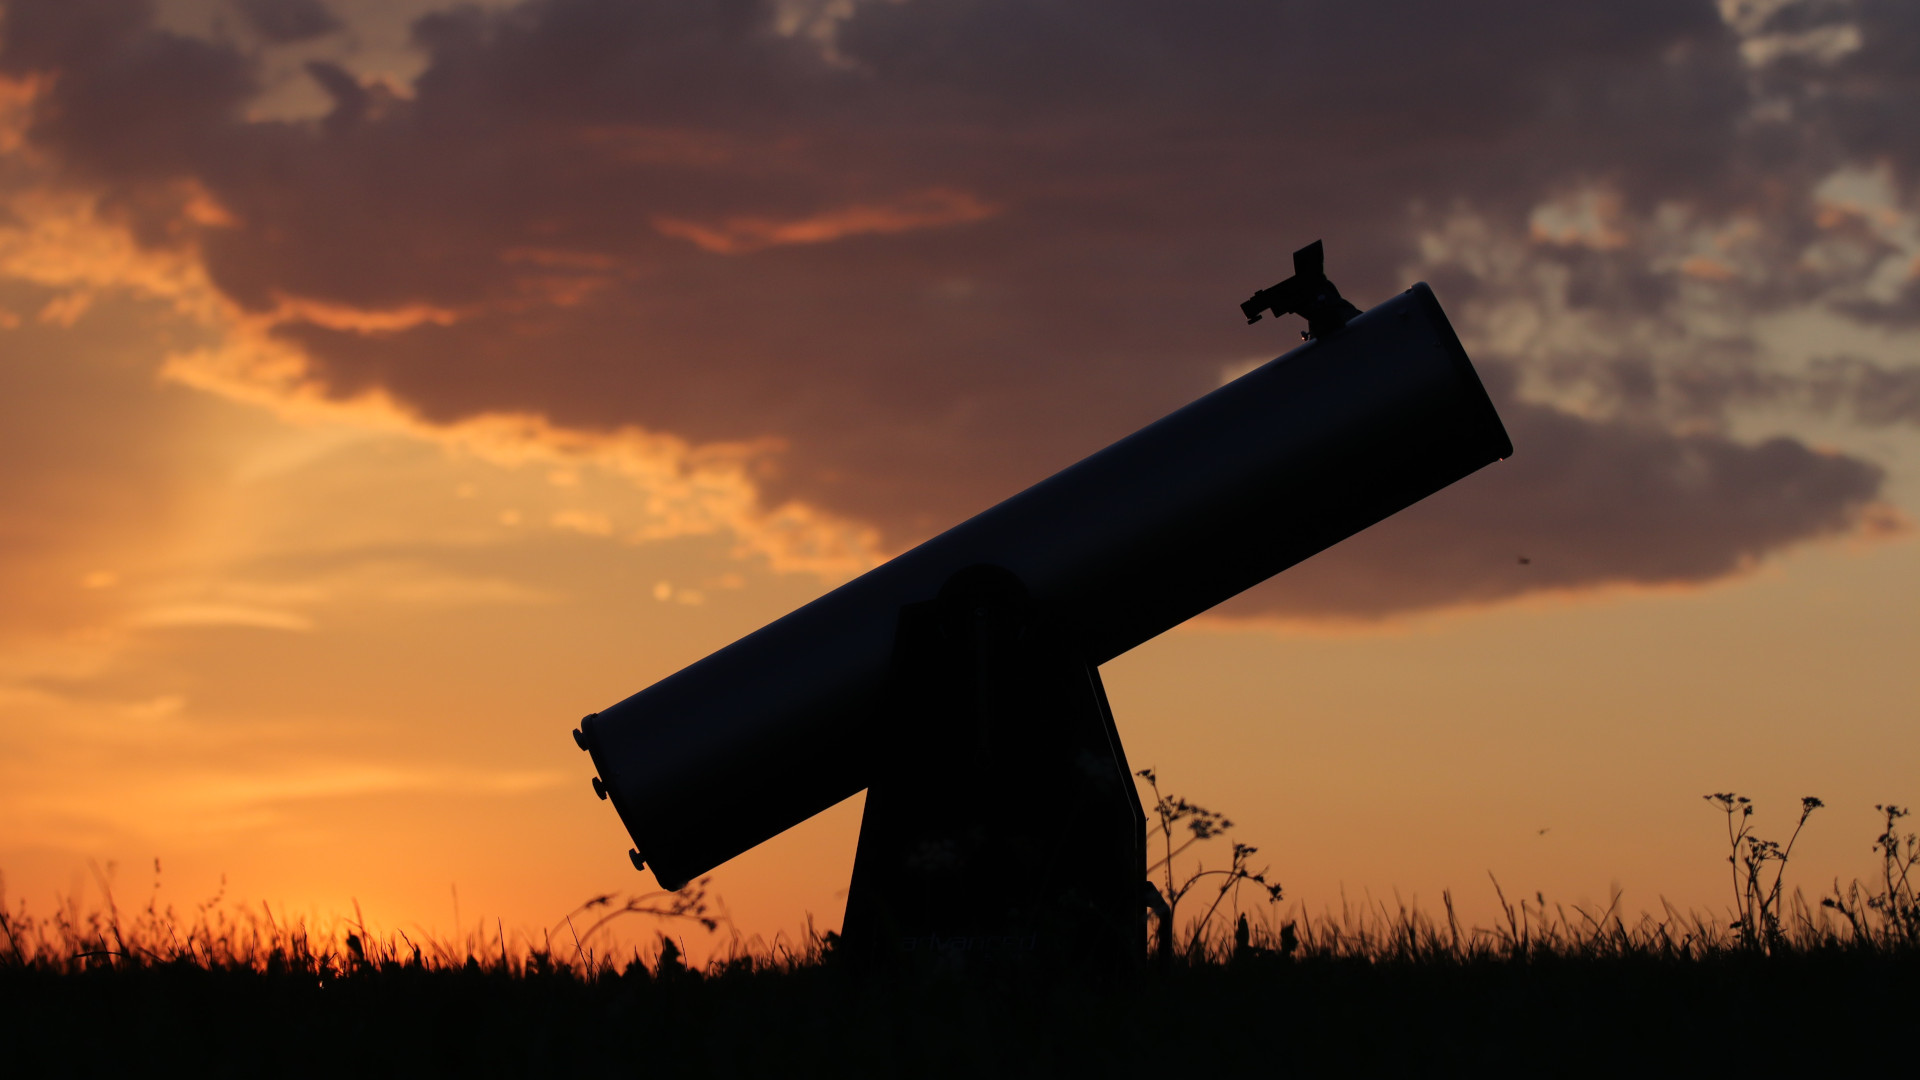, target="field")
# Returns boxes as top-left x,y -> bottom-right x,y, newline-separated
5,794 -> 1917,1075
